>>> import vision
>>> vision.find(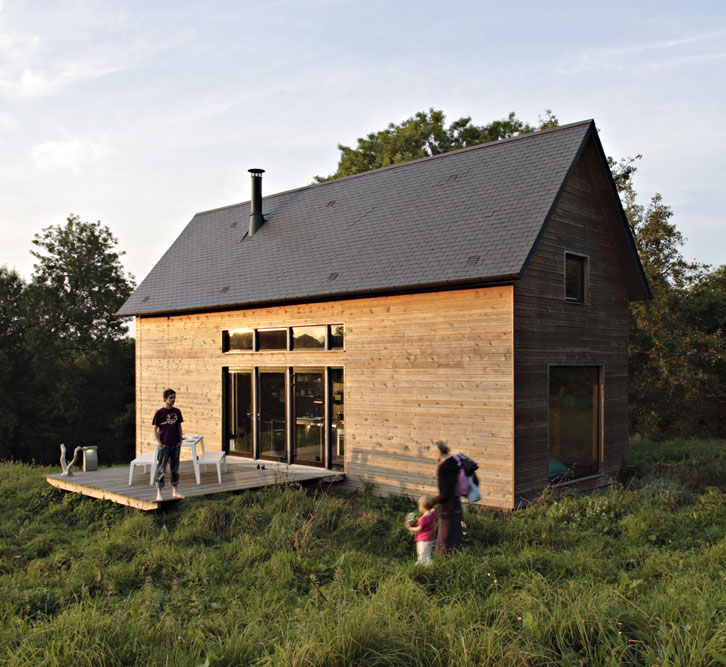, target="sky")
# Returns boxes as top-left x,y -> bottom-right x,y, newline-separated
1,0 -> 724,287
